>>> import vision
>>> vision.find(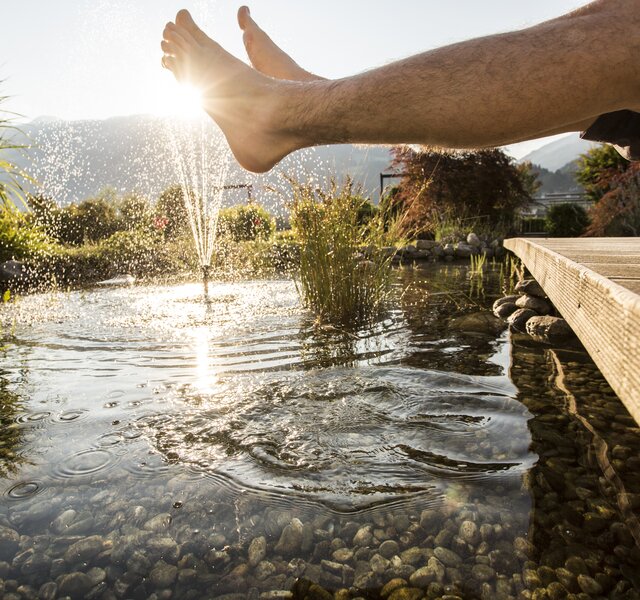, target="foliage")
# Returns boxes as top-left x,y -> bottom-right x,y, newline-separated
118,193 -> 153,231
575,144 -> 629,203
0,91 -> 32,210
585,162 -> 640,236
288,178 -> 393,327
515,162 -> 542,197
217,204 -> 275,242
155,184 -> 191,238
0,206 -> 56,263
545,203 -> 590,237
390,146 -> 532,236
